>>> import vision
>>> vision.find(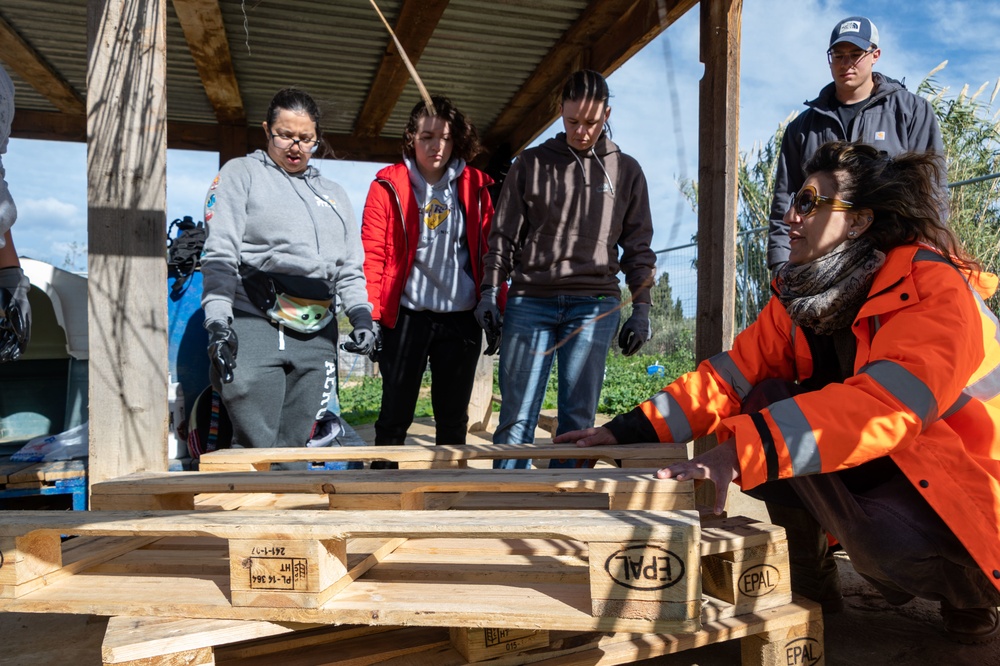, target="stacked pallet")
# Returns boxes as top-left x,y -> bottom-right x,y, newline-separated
0,458 -> 87,510
0,444 -> 824,665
